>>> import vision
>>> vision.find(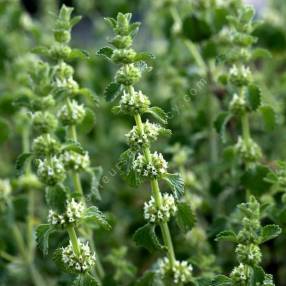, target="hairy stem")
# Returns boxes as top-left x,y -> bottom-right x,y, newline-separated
66,121 -> 105,279
241,112 -> 251,143
67,226 -> 81,256
132,90 -> 177,268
